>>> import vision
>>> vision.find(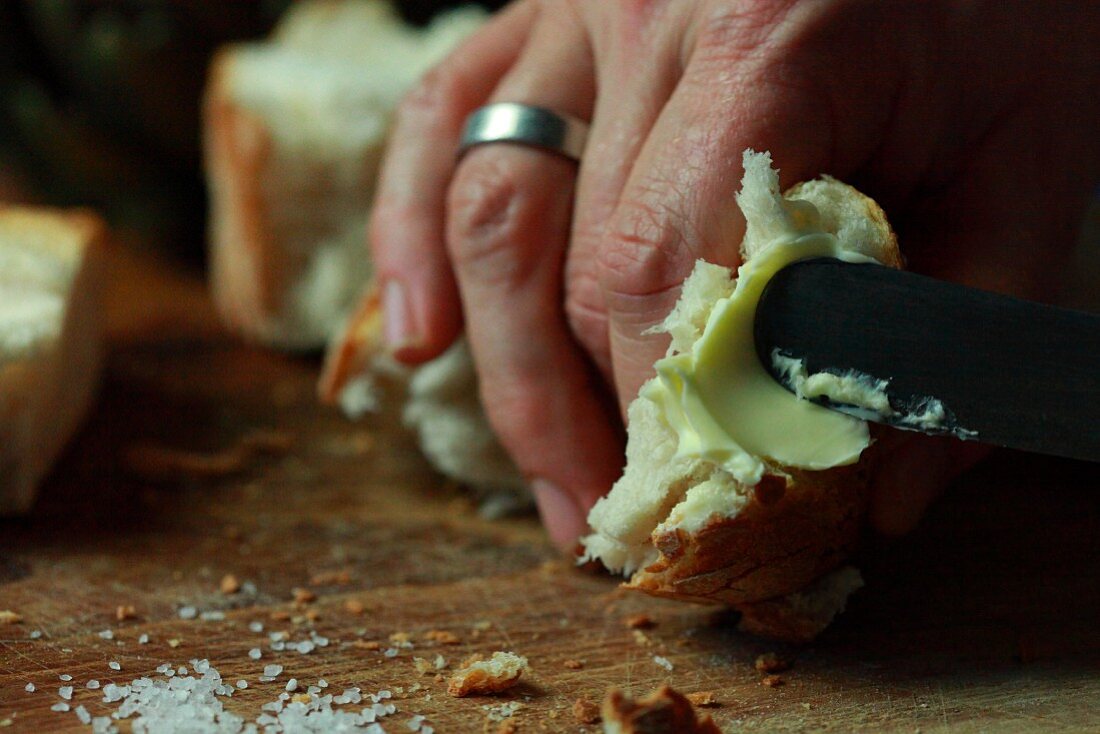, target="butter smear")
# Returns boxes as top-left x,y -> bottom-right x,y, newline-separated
641,153 -> 884,486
